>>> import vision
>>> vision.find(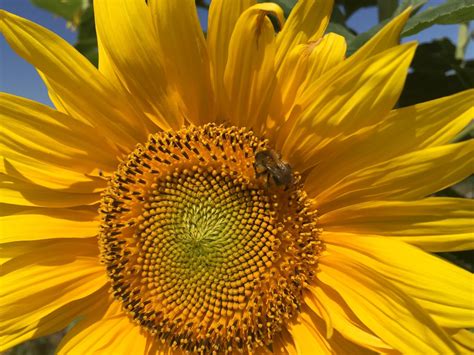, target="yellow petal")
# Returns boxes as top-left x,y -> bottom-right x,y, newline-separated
149,0 -> 214,126
267,33 -> 346,134
0,10 -> 147,148
451,329 -> 474,354
314,140 -> 474,213
288,313 -> 332,354
208,0 -> 256,121
58,297 -> 164,354
388,89 -> 474,149
275,0 -> 333,68
319,253 -> 457,353
278,43 -> 416,170
303,33 -> 347,84
1,207 -> 99,243
1,93 -> 116,171
324,233 -> 474,328
0,158 -> 106,193
272,329 -> 297,354
0,239 -> 107,351
288,306 -> 376,355
349,7 -> 411,62
1,173 -> 100,208
320,198 -> 474,252
266,44 -> 307,135
1,94 -> 115,191
304,287 -> 391,352
94,0 -> 185,131
0,237 -> 55,264
304,90 -> 474,196
223,3 -> 282,132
